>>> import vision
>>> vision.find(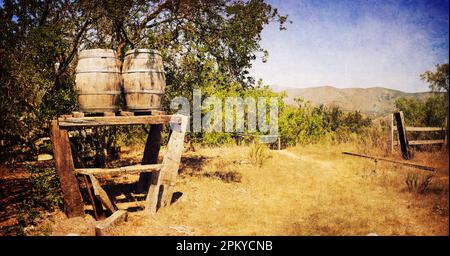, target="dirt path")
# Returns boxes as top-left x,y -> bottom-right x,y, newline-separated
275,150 -> 302,160
275,149 -> 335,170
